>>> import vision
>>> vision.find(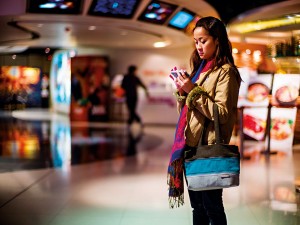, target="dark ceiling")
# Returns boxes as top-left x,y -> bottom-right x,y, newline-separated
205,0 -> 287,24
